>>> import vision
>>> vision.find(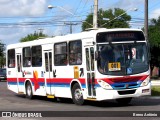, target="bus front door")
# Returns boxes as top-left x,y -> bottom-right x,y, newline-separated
85,47 -> 96,98
44,51 -> 54,96
16,53 -> 23,93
